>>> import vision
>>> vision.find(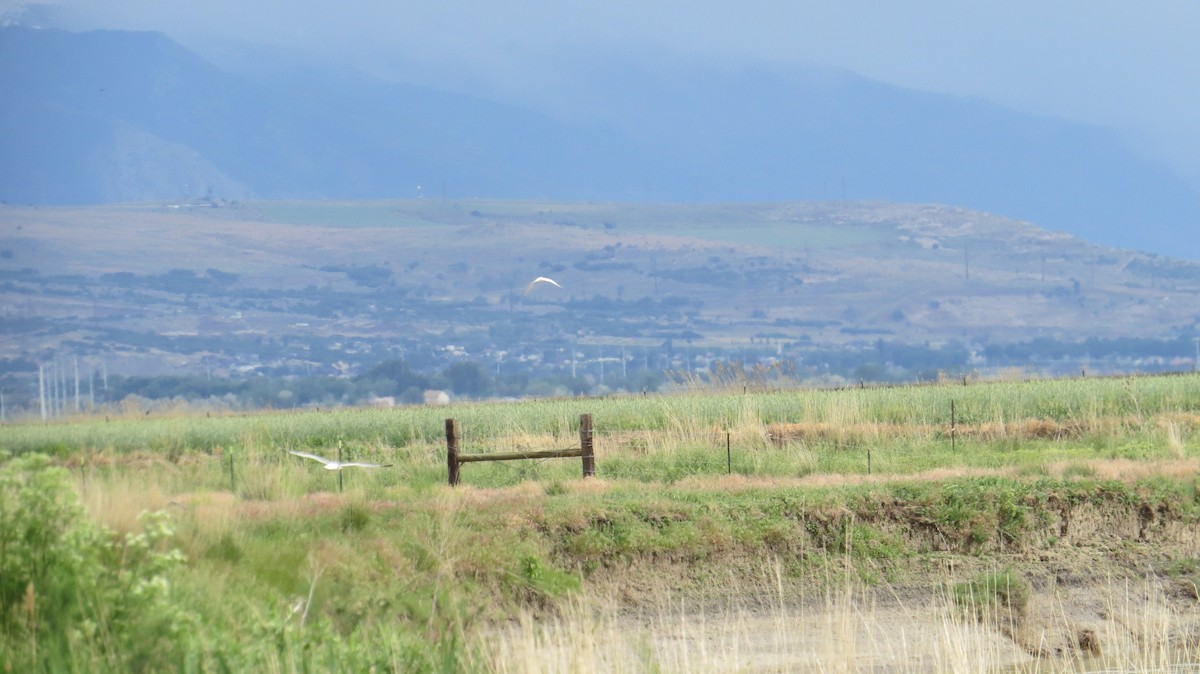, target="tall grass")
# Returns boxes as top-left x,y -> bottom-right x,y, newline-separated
5,375 -> 1199,490
4,373 -> 1200,672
